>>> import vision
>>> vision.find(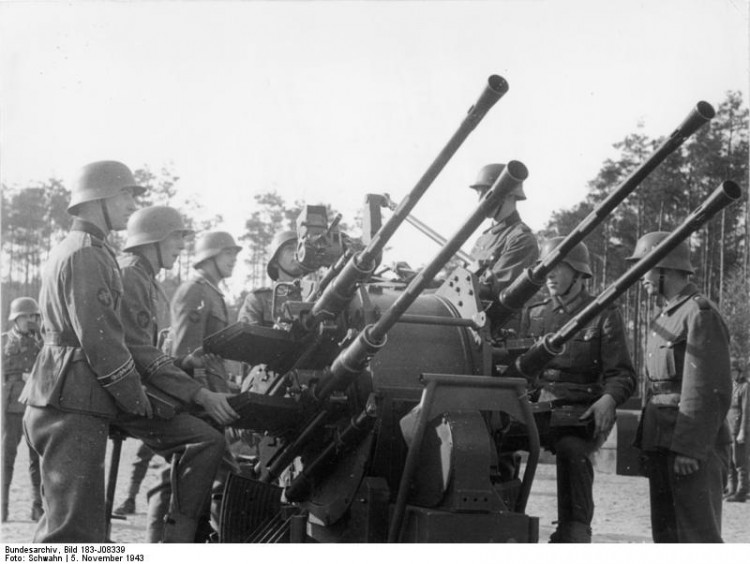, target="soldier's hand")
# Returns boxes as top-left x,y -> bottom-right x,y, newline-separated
673,454 -> 700,476
194,388 -> 239,426
181,347 -> 206,370
580,394 -> 616,438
